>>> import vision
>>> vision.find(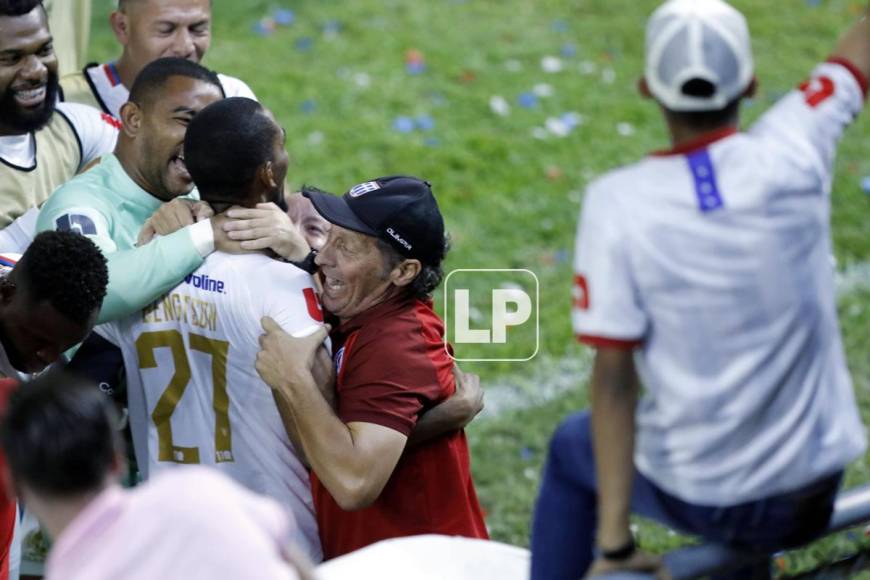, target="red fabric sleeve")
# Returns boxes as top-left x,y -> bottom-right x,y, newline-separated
0,379 -> 19,580
337,325 -> 446,436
